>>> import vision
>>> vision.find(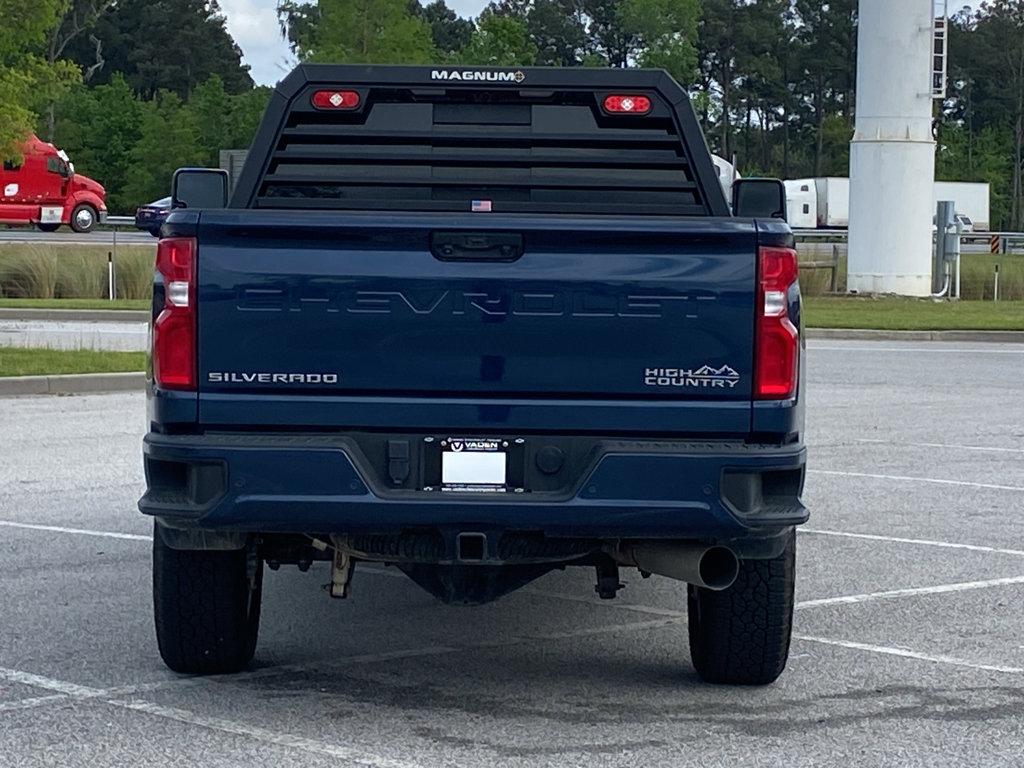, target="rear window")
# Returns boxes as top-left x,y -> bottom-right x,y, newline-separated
238,68 -> 727,218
